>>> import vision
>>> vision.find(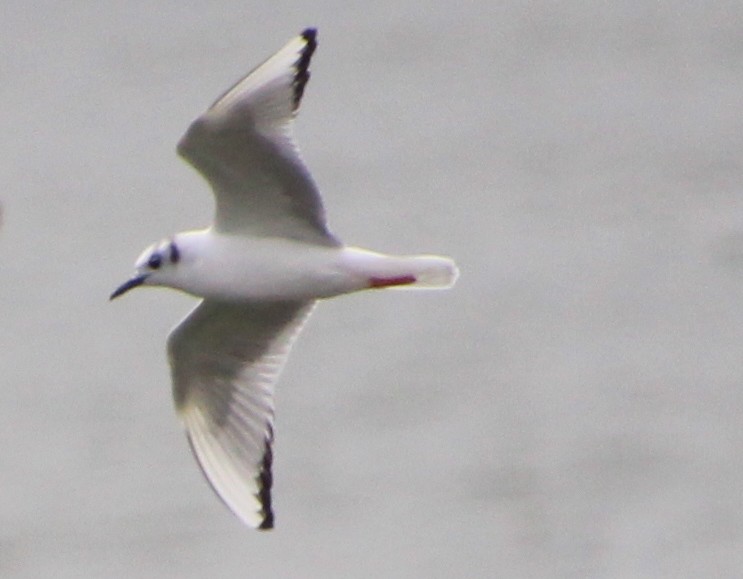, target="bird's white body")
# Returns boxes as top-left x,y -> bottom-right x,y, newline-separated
142,230 -> 457,301
112,28 -> 457,530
